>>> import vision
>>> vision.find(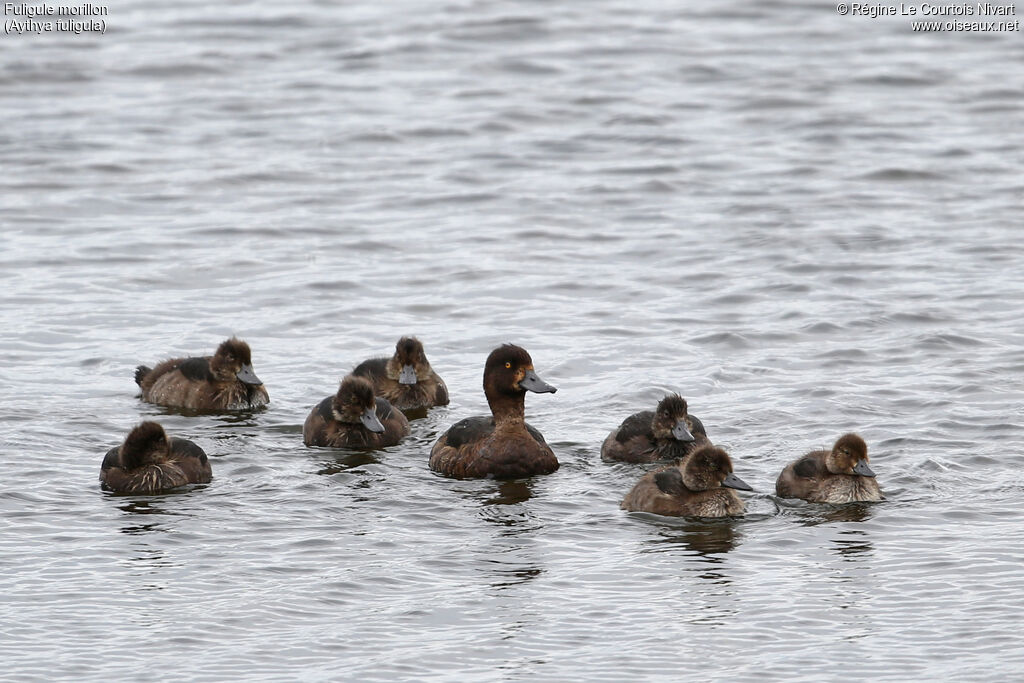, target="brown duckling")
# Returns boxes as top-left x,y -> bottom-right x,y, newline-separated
775,433 -> 882,504
351,336 -> 449,412
100,421 -> 212,494
135,337 -> 269,411
620,445 -> 751,517
303,375 -> 410,449
430,344 -> 558,479
601,394 -> 709,463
